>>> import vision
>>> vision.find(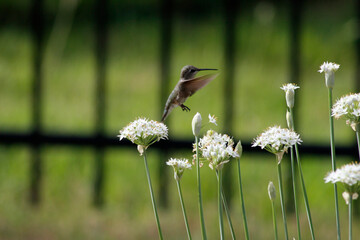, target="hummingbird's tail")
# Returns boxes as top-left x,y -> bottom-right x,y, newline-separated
161,104 -> 174,122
